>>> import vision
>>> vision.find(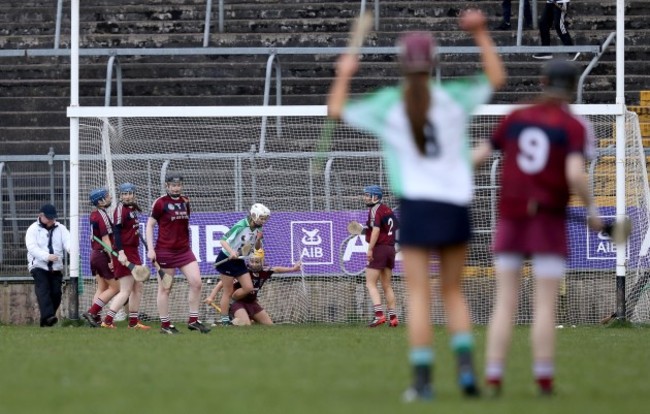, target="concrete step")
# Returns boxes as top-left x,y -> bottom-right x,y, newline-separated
2,28 -> 647,49
3,14 -> 646,37
0,74 -> 645,98
4,58 -> 650,83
